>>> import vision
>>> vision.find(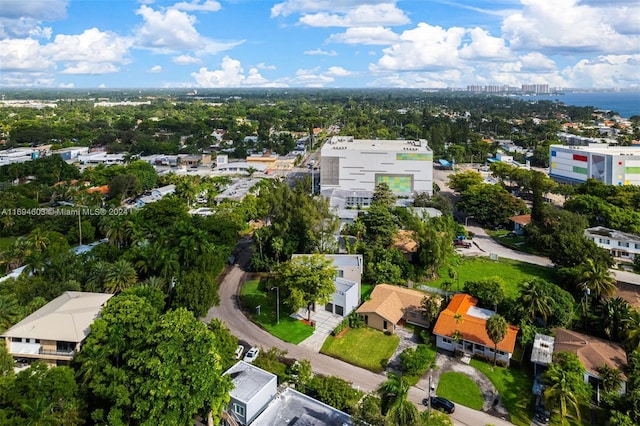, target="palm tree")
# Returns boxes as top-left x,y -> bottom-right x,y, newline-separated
486,314 -> 508,366
85,260 -> 111,292
378,373 -> 419,426
104,259 -> 137,293
543,361 -> 589,424
0,294 -> 22,333
625,308 -> 640,353
27,227 -> 51,253
597,364 -> 623,394
598,297 -> 631,341
518,279 -> 552,323
578,258 -> 616,301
